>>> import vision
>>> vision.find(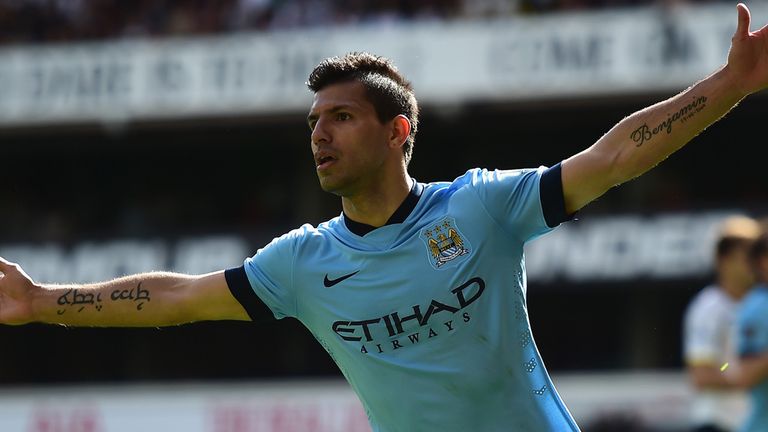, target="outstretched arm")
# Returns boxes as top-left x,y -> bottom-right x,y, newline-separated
0,257 -> 250,326
561,3 -> 768,214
